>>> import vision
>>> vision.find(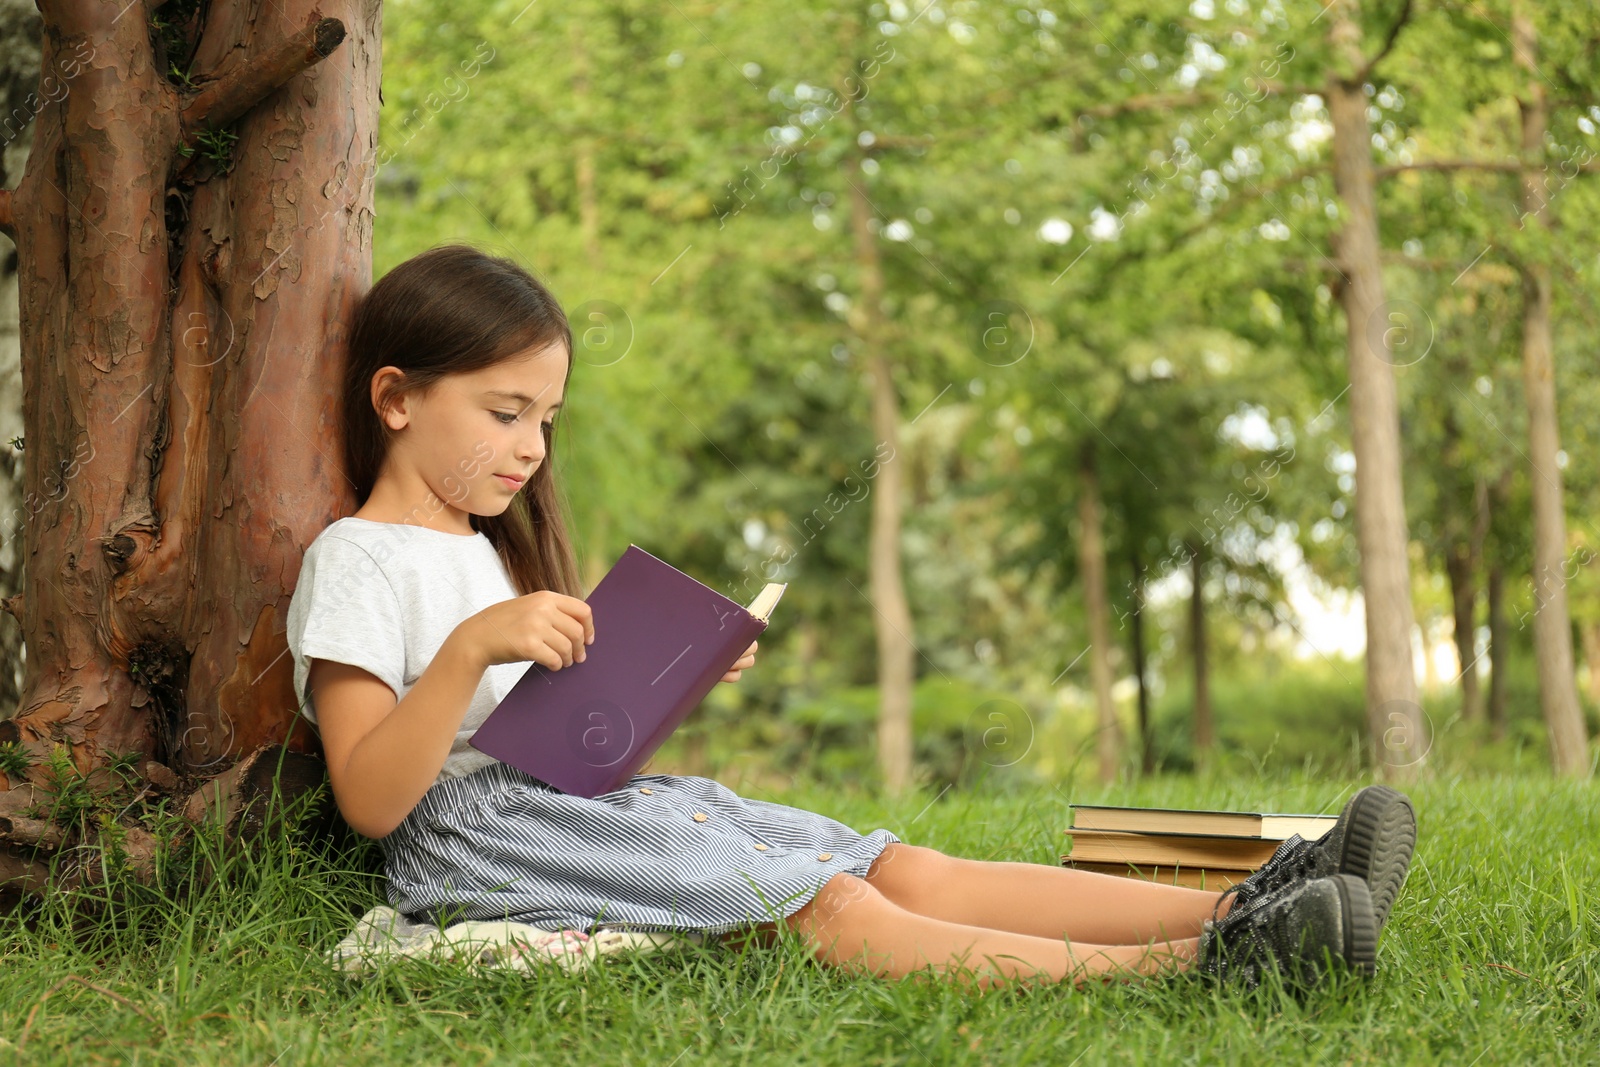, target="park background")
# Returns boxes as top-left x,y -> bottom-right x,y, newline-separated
360,0 -> 1595,789
0,0 -> 1598,1064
